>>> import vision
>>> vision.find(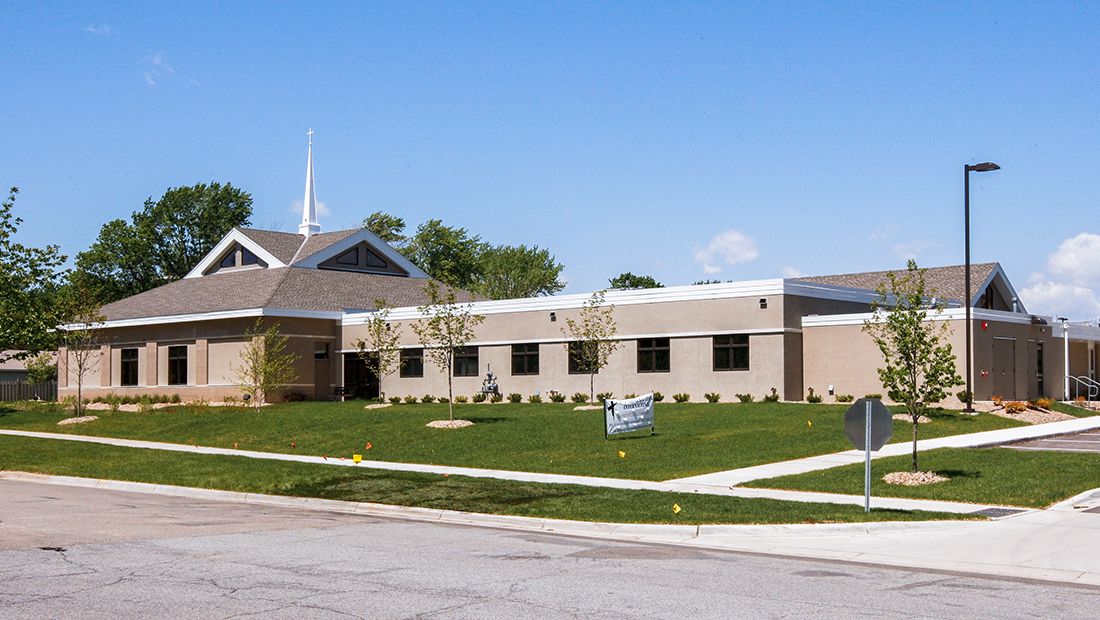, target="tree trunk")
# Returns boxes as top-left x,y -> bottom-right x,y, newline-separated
447,363 -> 454,422
589,372 -> 595,404
911,416 -> 919,473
